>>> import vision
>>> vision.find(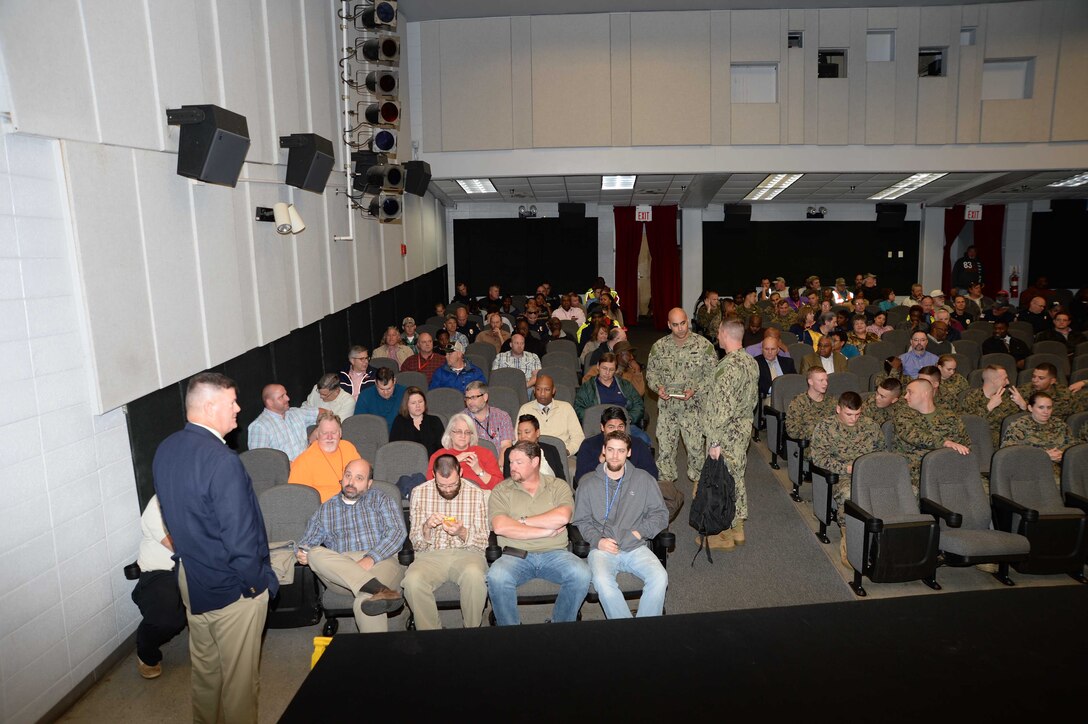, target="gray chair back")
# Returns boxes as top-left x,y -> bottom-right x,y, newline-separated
545,338 -> 578,358
788,342 -> 812,362
1077,341 -> 1088,357
374,441 -> 429,483
476,438 -> 498,460
539,434 -> 569,459
1025,352 -> 1070,378
397,370 -> 428,391
881,329 -> 911,351
851,452 -> 919,523
240,448 -> 290,497
847,355 -> 882,382
967,369 -> 985,388
370,357 -> 401,374
949,353 -> 975,376
953,339 -> 980,365
560,320 -> 580,338
488,387 -> 522,424
342,413 -> 389,464
541,351 -> 579,372
259,484 -> 320,541
959,328 -> 991,346
465,354 -> 491,381
885,306 -> 910,326
539,366 -> 579,391
581,403 -> 625,440
1068,411 -> 1088,440
862,340 -> 897,360
428,388 -> 465,419
1033,340 -> 1069,359
1008,320 -> 1035,340
928,340 -> 952,357
778,330 -> 799,346
990,446 -> 1066,513
978,352 -> 1016,382
827,371 -> 861,398
961,414 -> 994,474
424,316 -> 445,328
1074,354 -> 1088,373
769,374 -> 807,413
1061,443 -> 1088,500
554,382 -> 575,404
371,480 -> 403,508
490,368 -> 531,406
881,420 -> 896,451
466,342 -> 497,369
920,448 -> 990,530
